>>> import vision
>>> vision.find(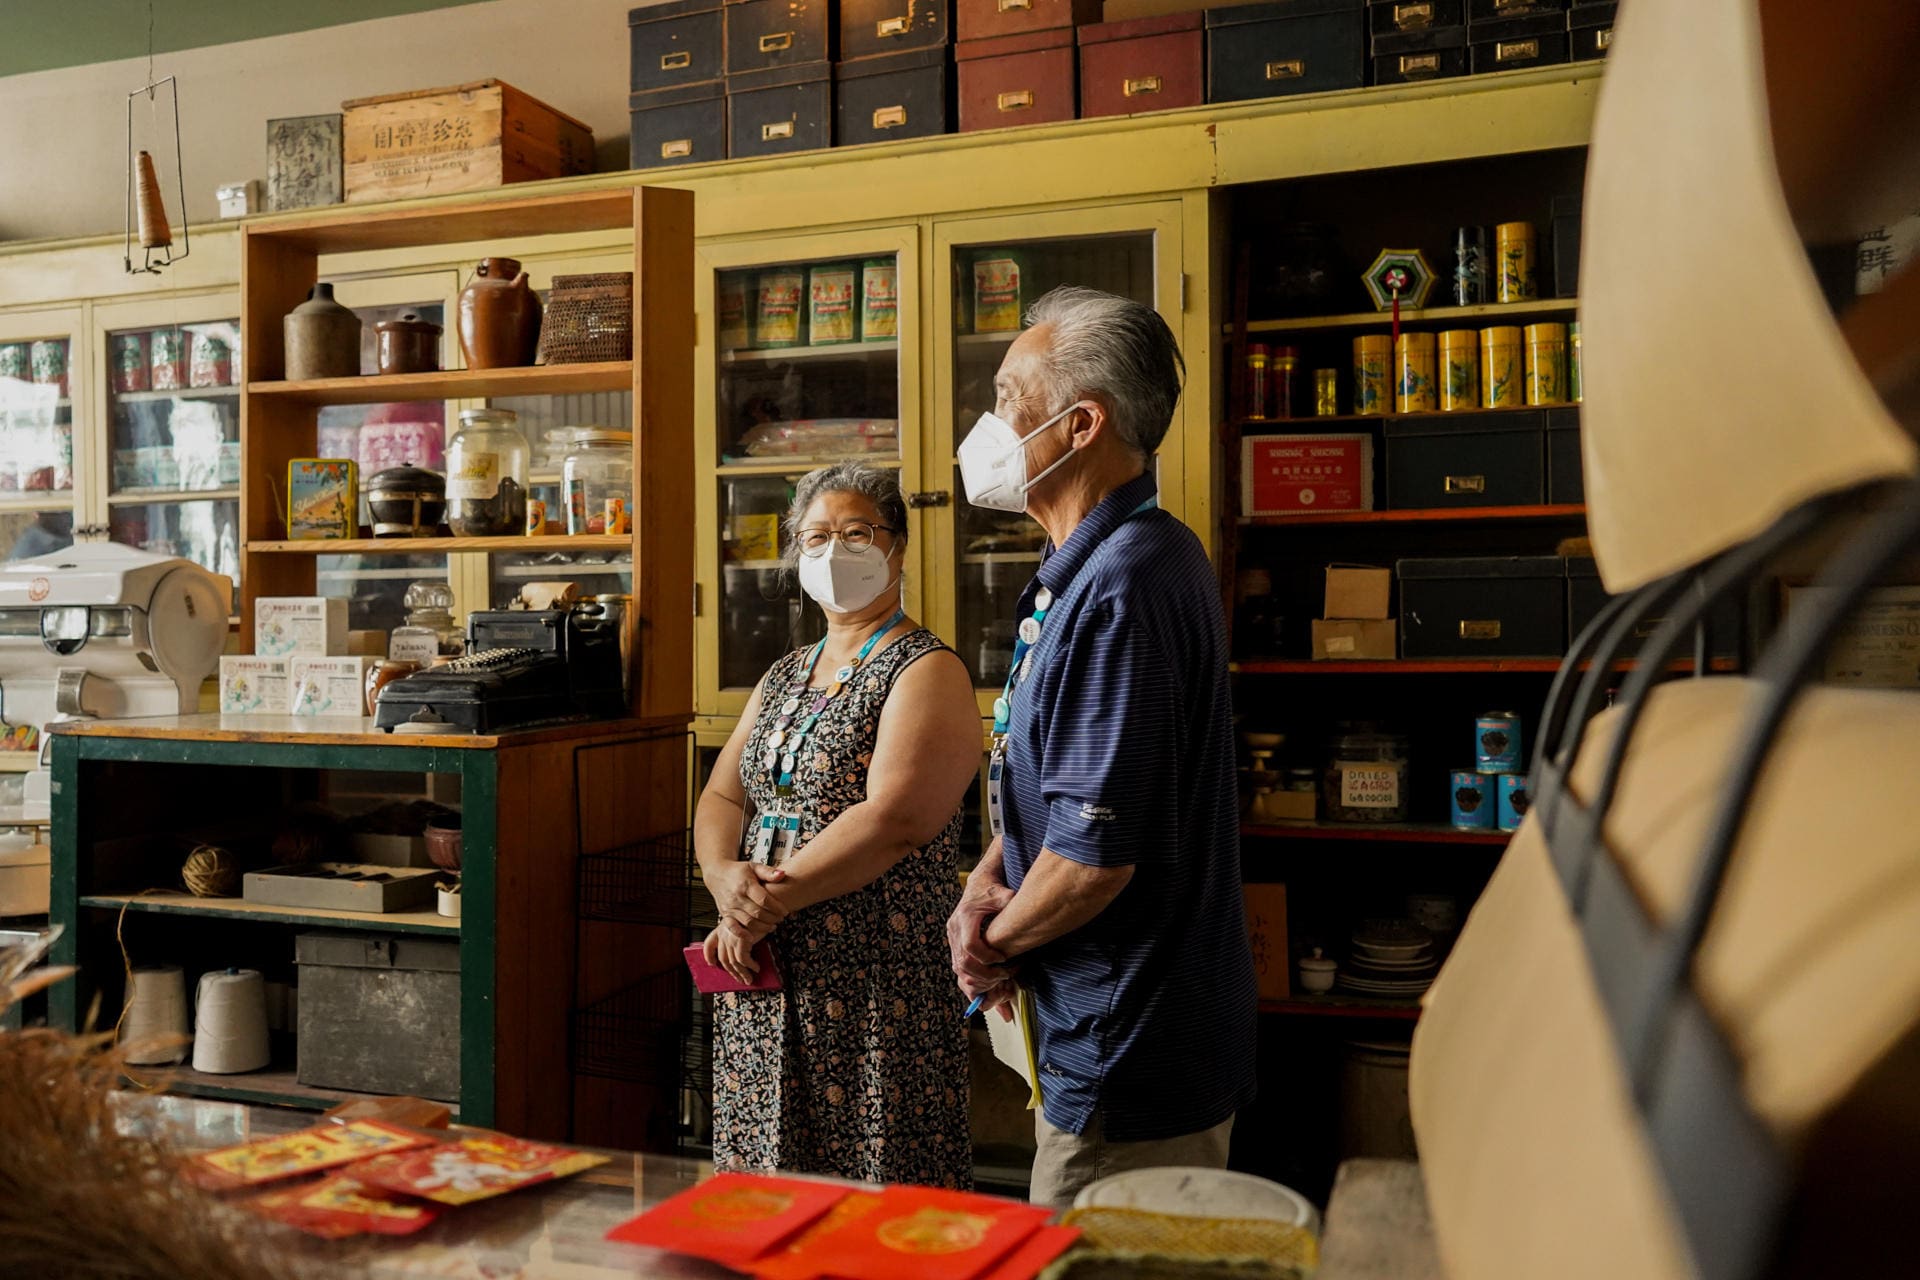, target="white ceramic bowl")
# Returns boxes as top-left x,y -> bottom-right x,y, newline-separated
1073,1167 -> 1321,1238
